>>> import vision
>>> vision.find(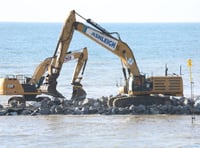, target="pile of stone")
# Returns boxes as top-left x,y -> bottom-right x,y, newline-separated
0,96 -> 200,116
